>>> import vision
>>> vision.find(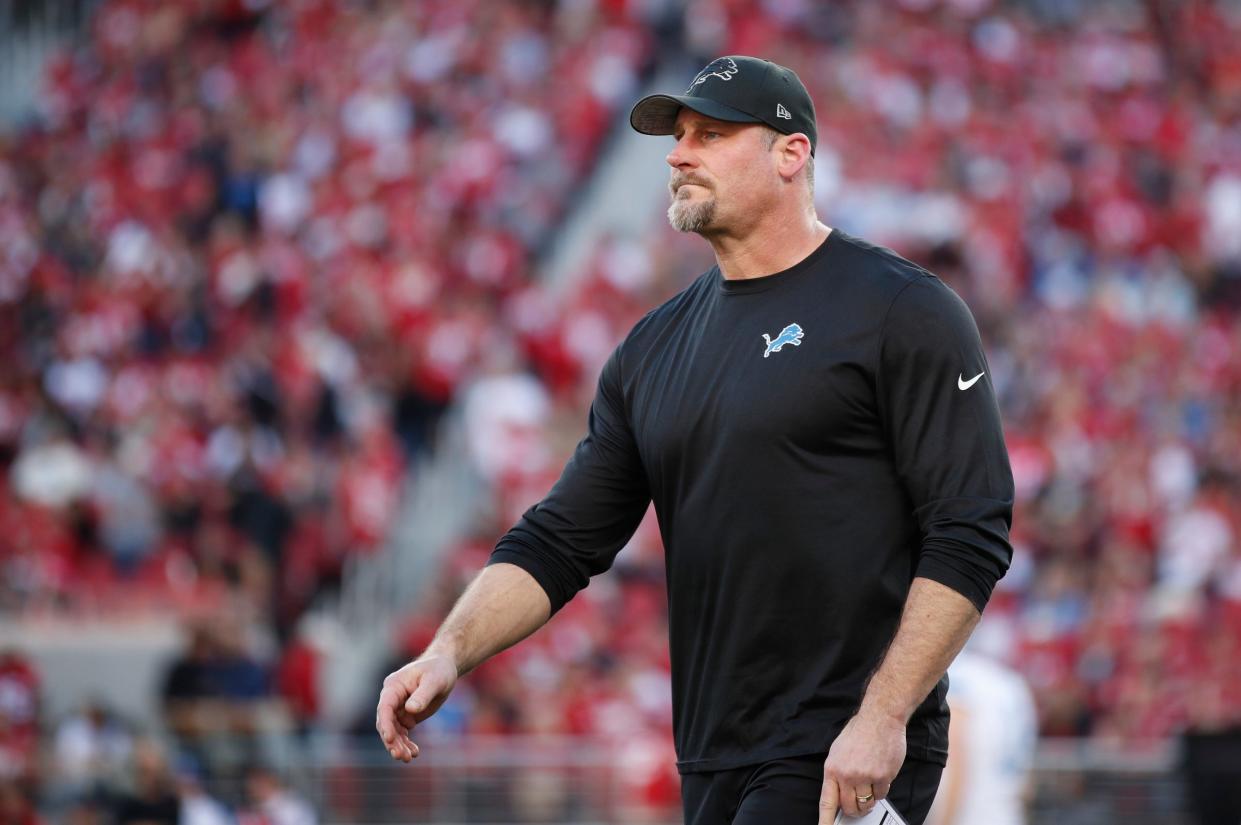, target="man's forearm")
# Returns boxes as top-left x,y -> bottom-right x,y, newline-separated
859,576 -> 980,724
422,563 -> 552,676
